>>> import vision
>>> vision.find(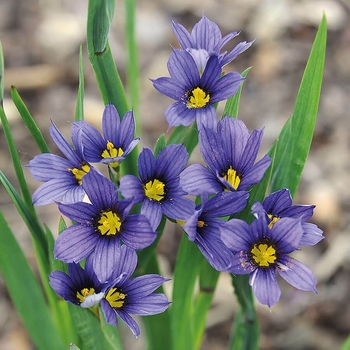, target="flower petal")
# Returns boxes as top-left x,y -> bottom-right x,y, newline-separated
54,225 -> 98,263
272,217 -> 303,253
116,309 -> 140,338
277,255 -> 318,292
123,294 -> 170,316
249,268 -> 281,307
220,219 -> 251,252
119,175 -> 144,203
